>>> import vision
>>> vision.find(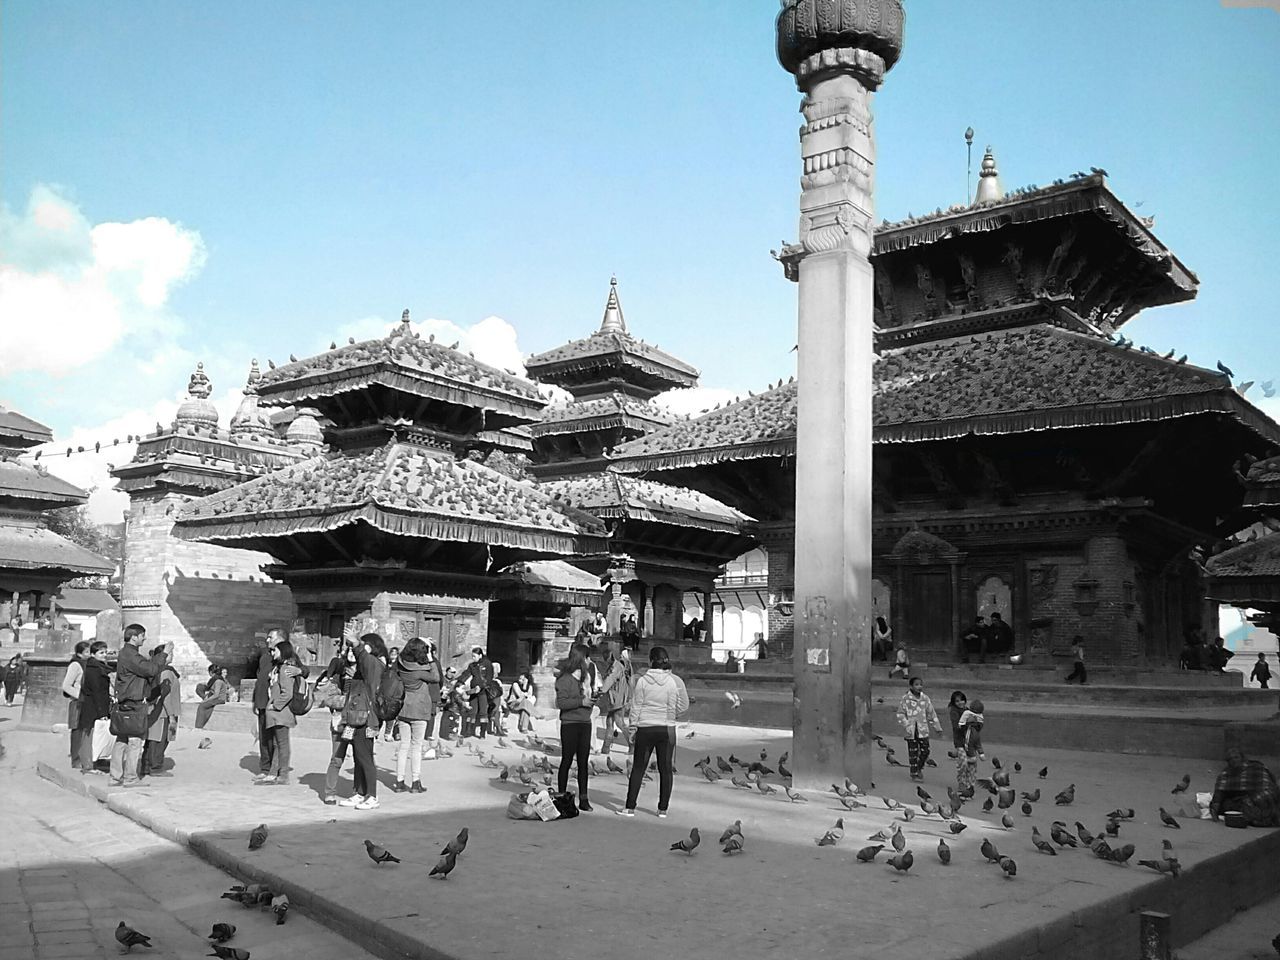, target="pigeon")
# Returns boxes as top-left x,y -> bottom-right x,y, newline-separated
716,756 -> 734,774
901,809 -> 917,822
722,834 -> 745,855
1038,766 -> 1048,779
948,821 -> 967,835
701,765 -> 721,782
992,769 -> 1011,789
925,758 -> 937,768
778,760 -> 793,779
856,844 -> 884,862
937,839 -> 951,864
867,828 -> 892,842
443,827 -> 470,857
888,850 -> 914,873
1109,843 -> 1135,865
1091,837 -> 1114,860
198,738 -> 213,749
755,777 -> 777,795
1021,801 -> 1033,817
219,886 -> 245,901
606,756 -> 625,775
1001,814 -> 1015,830
1158,807 -> 1181,829
889,825 -> 906,852
208,923 -> 236,943
116,922 -> 152,952
670,828 -> 701,855
784,787 -> 807,803
886,755 -> 904,767
731,776 -> 754,790
1054,784 -> 1075,805
725,691 -> 742,709
760,748 -> 768,761
1138,858 -> 1180,877
832,783 -> 854,799
719,821 -> 743,844
1020,789 -> 1041,803
982,797 -> 994,812
1075,823 -> 1095,845
884,797 -> 903,811
1217,360 -> 1234,379
998,788 -> 1016,809
364,839 -> 400,865
921,799 -> 939,815
981,838 -> 1001,863
429,850 -> 458,879
1171,774 -> 1190,795
1031,827 -> 1057,855
1050,822 -> 1078,848
1162,838 -> 1178,862
684,730 -> 696,739
916,786 -> 933,802
728,754 -> 744,766
1107,808 -> 1136,821
207,948 -> 250,960
999,856 -> 1017,878
248,824 -> 268,850
991,757 -> 1002,770
1105,818 -> 1121,837
1014,763 -> 1022,773
271,894 -> 289,925
816,830 -> 841,847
